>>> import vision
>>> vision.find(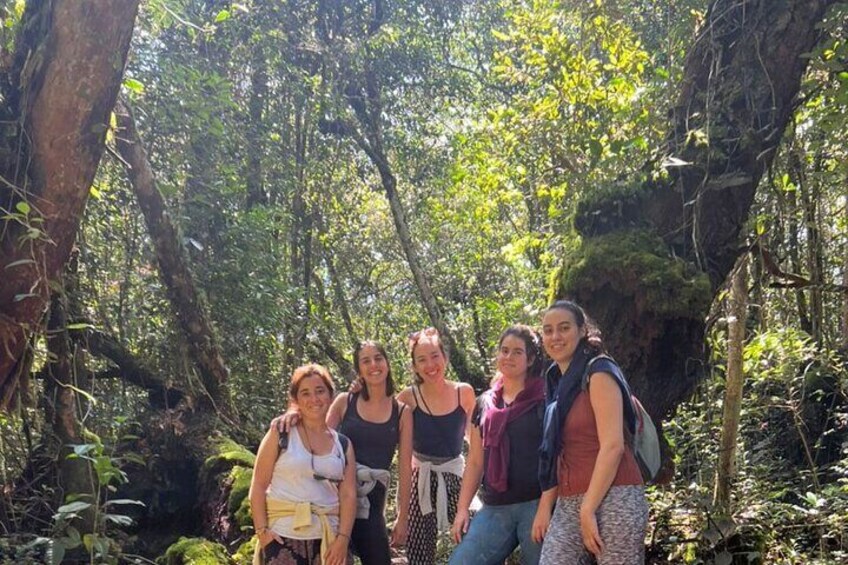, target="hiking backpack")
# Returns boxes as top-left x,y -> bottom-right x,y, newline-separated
582,355 -> 661,483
